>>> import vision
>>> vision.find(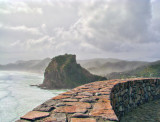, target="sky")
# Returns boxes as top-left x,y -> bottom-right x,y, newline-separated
0,0 -> 160,64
